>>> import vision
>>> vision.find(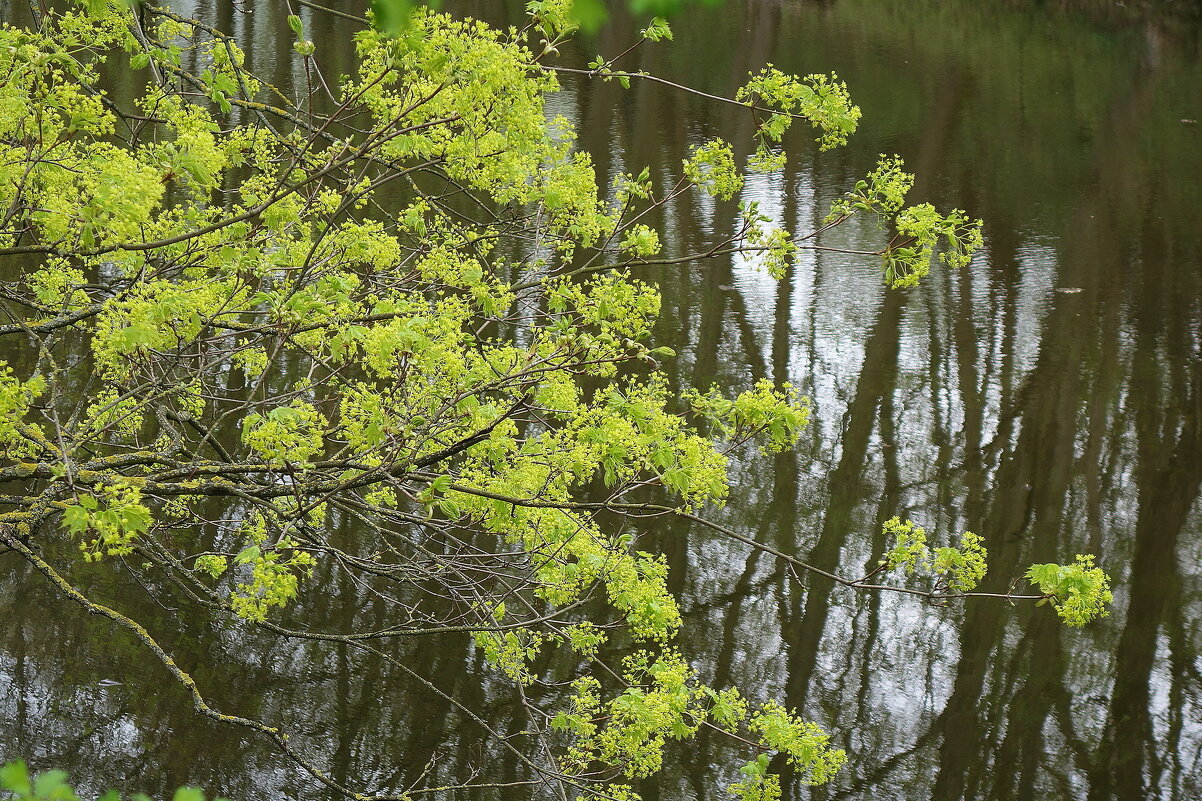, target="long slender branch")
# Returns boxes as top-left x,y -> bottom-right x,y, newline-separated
545,65 -> 823,125
0,524 -> 372,801
416,480 -> 1045,604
